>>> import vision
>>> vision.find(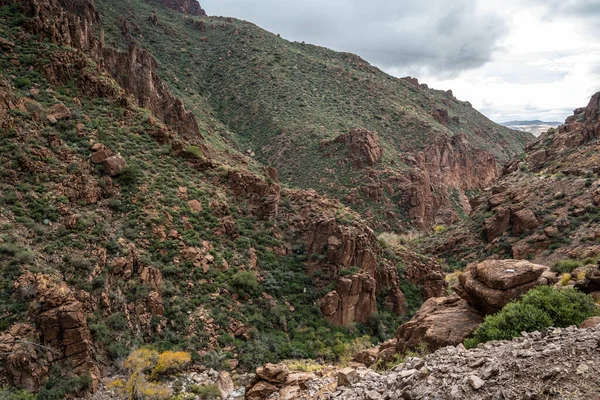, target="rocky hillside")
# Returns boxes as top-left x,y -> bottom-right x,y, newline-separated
94,0 -> 532,231
0,0 -> 454,397
423,91 -> 600,273
333,323 -> 600,400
